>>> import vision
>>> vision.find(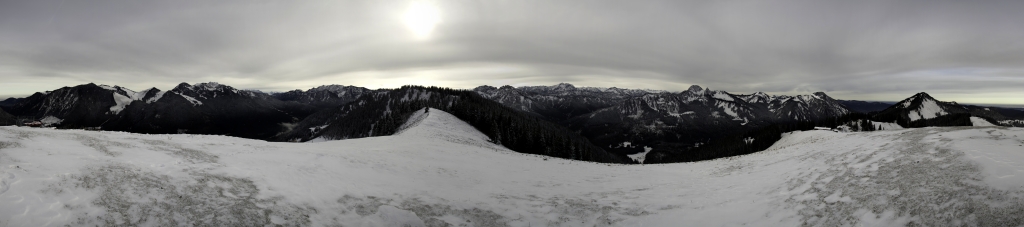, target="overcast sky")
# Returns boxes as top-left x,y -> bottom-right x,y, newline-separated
2,0 -> 1023,105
